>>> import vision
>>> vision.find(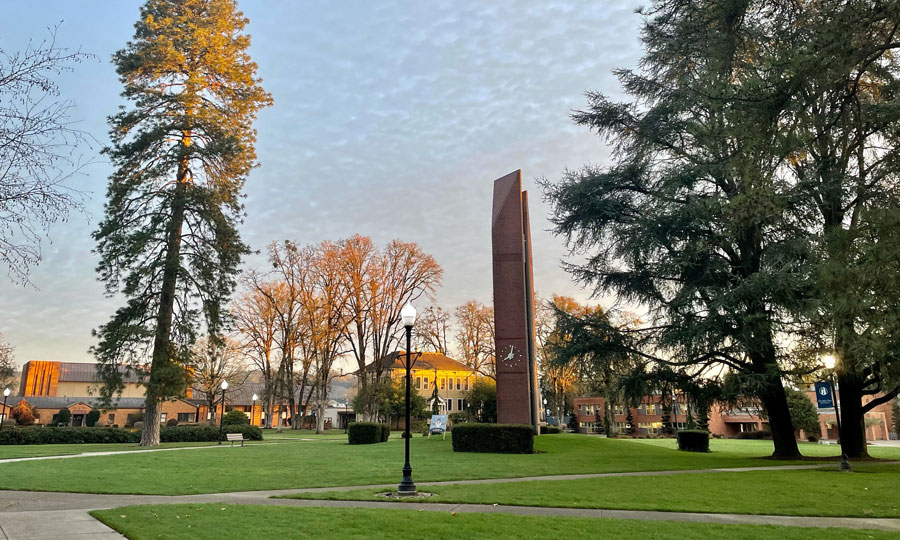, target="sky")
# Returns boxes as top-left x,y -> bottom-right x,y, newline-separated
0,1 -> 644,367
